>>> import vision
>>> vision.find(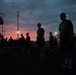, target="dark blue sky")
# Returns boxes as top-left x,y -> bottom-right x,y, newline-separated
0,0 -> 76,40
